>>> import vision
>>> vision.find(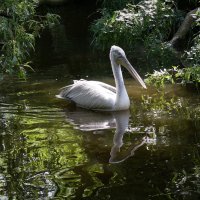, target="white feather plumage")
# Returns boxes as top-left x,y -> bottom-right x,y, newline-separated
56,80 -> 116,110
